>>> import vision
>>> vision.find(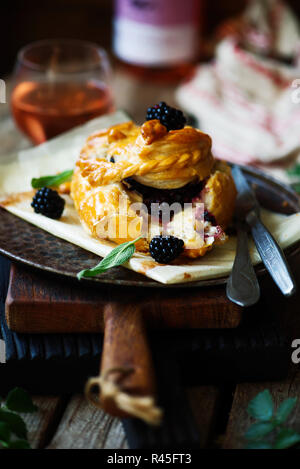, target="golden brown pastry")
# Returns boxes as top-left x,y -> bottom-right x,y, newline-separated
71,118 -> 237,261
77,120 -> 214,189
